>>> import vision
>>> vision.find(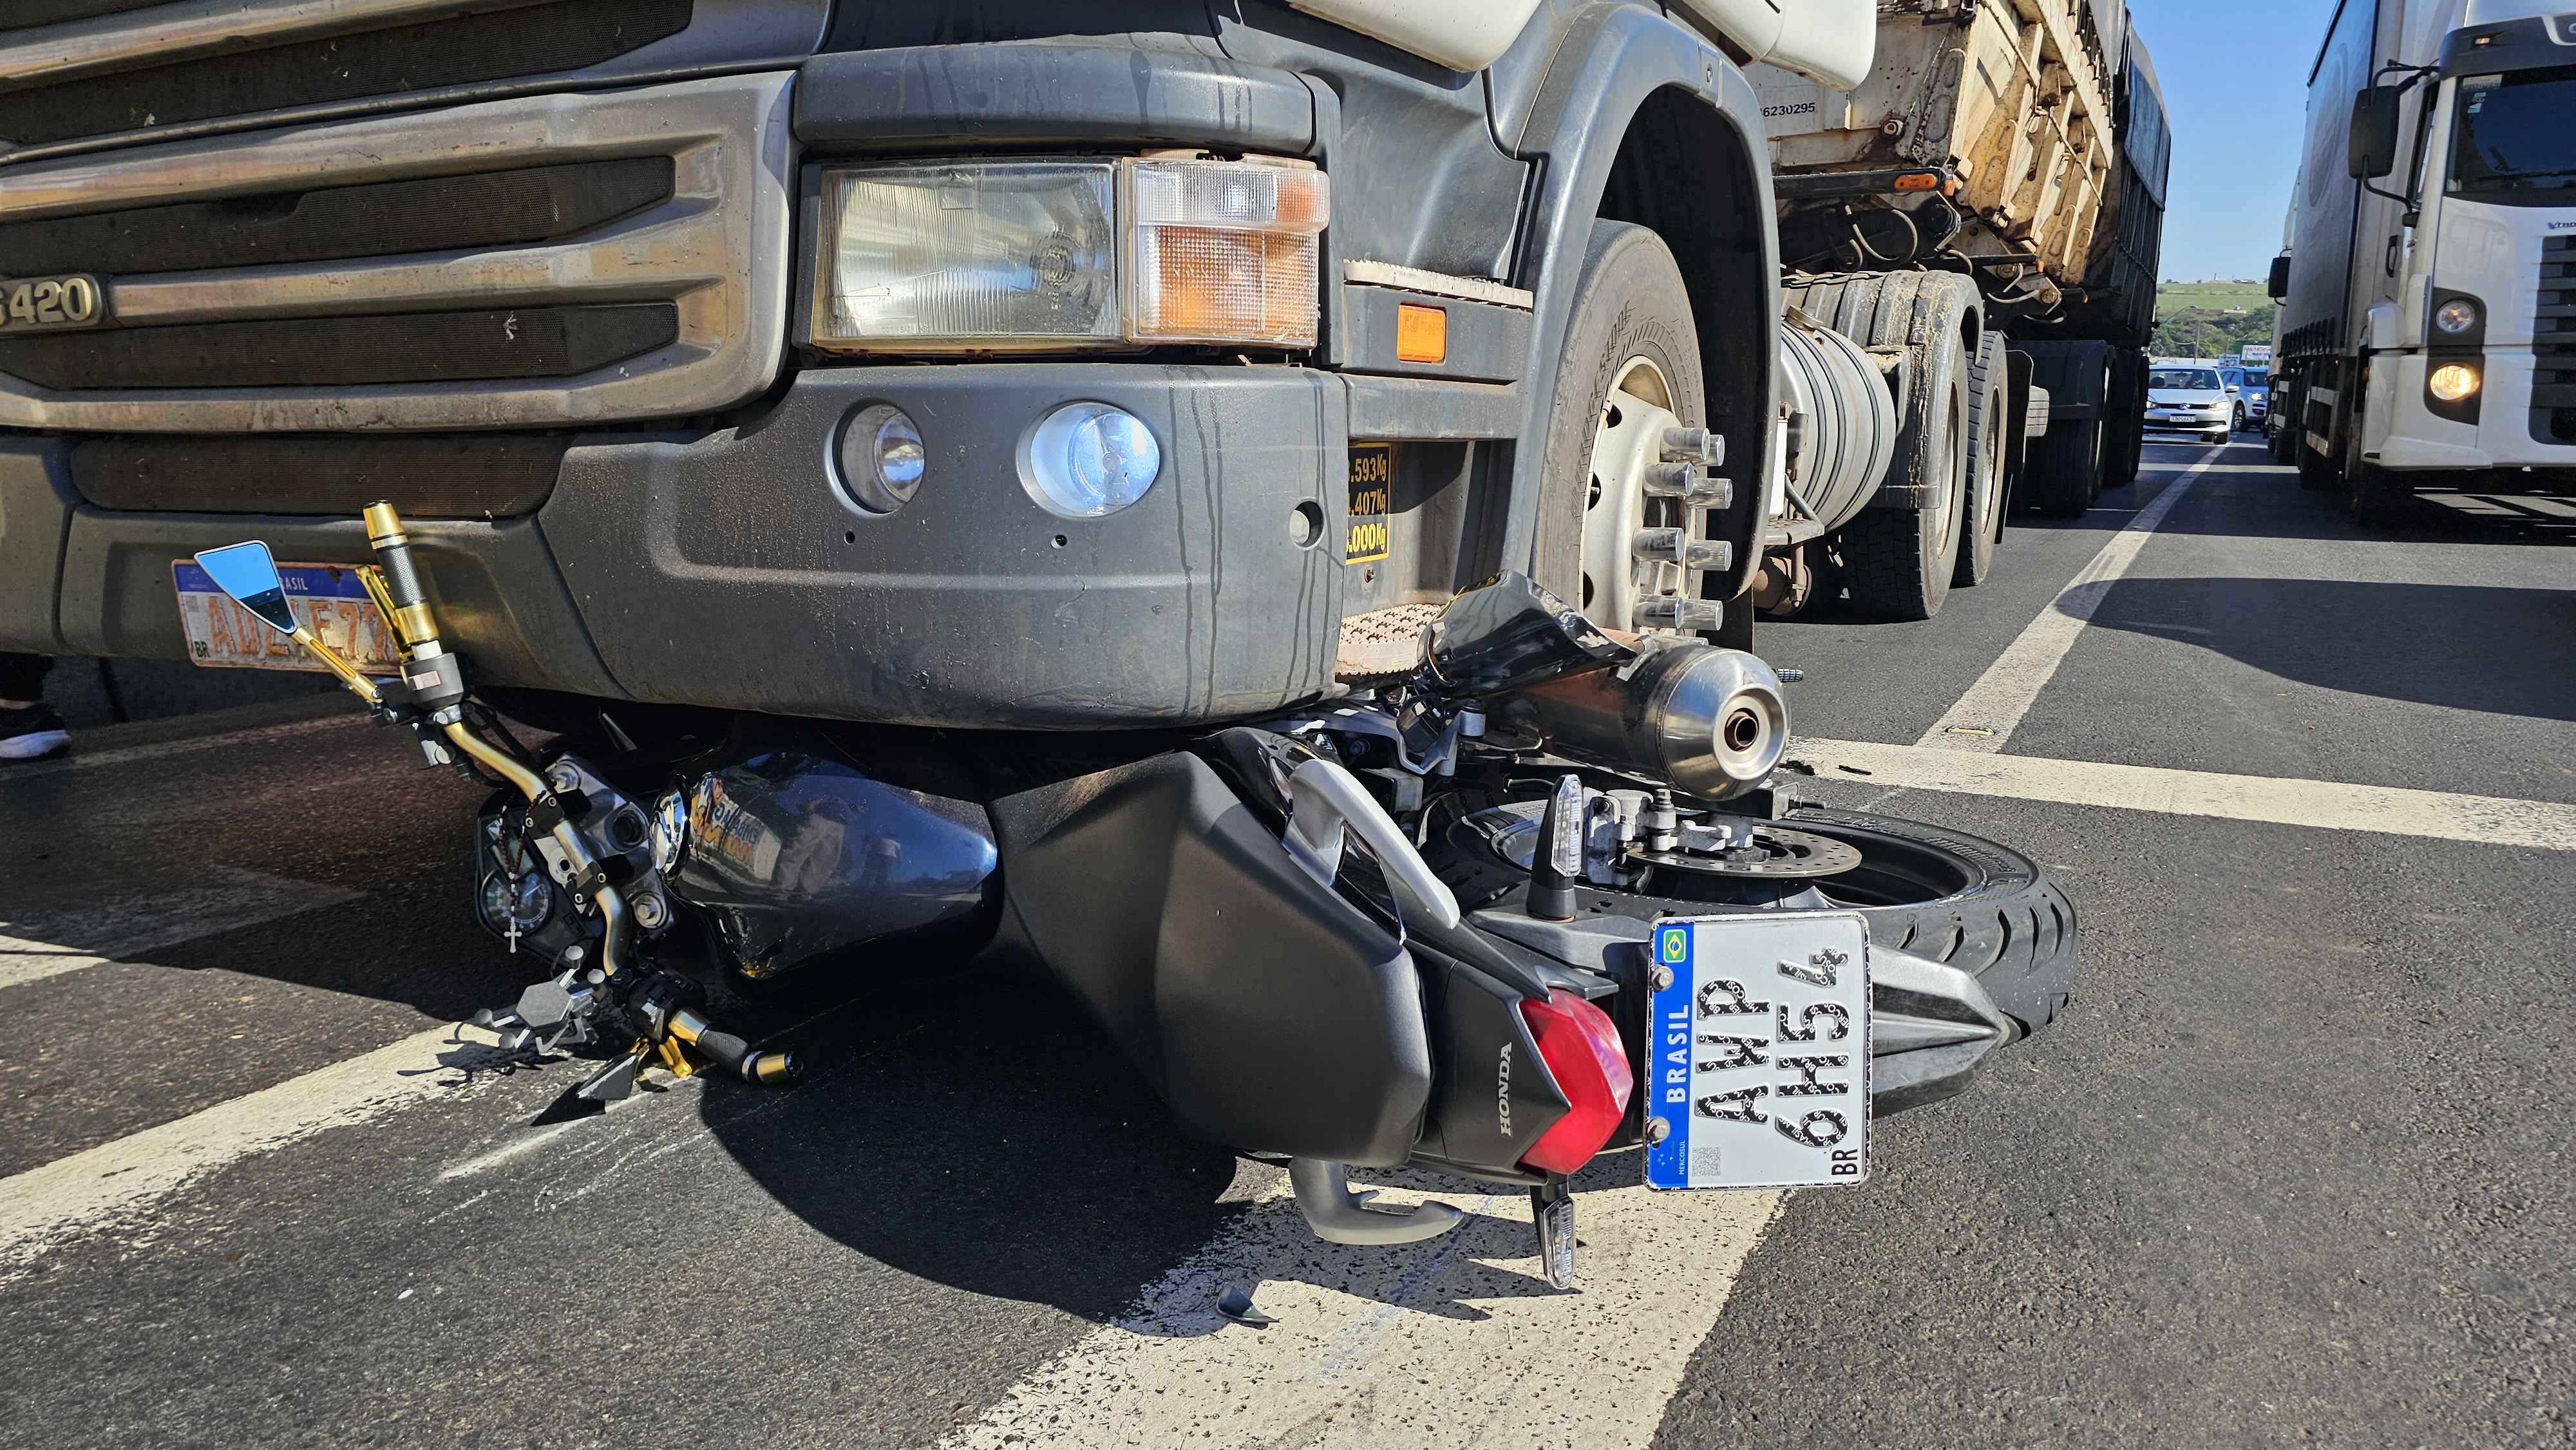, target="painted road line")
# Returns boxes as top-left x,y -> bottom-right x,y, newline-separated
945,1169 -> 1783,1450
0,1022 -> 513,1272
0,866 -> 359,992
1915,447 -> 2231,753
0,711 -> 362,785
1790,737 -> 2576,851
